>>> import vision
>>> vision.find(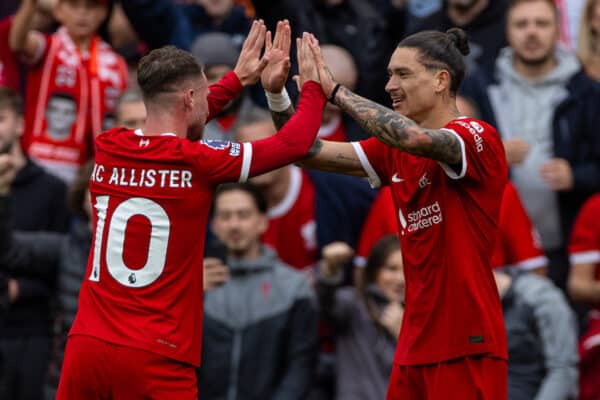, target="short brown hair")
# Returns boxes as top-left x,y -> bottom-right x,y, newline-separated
137,46 -> 203,100
508,0 -> 559,17
0,87 -> 23,116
